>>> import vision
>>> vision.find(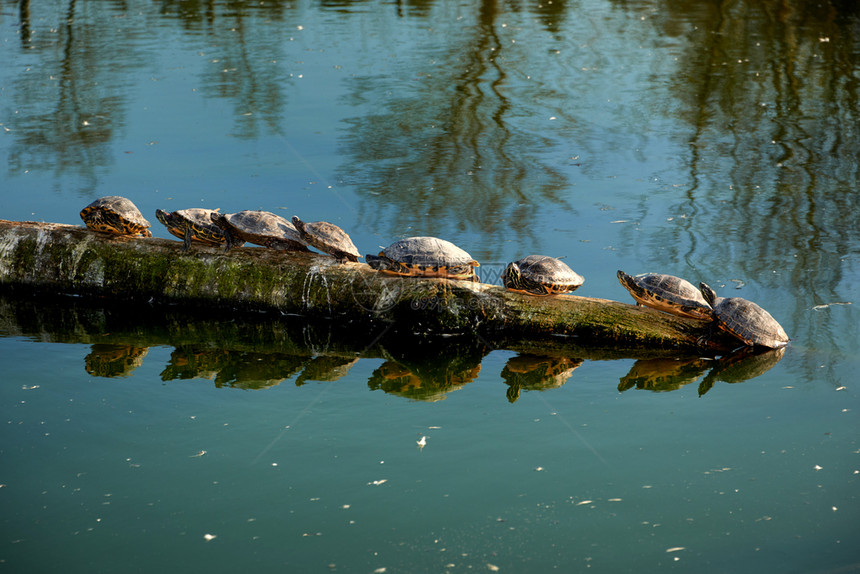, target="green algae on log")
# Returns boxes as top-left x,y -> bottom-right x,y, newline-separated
0,220 -> 727,350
